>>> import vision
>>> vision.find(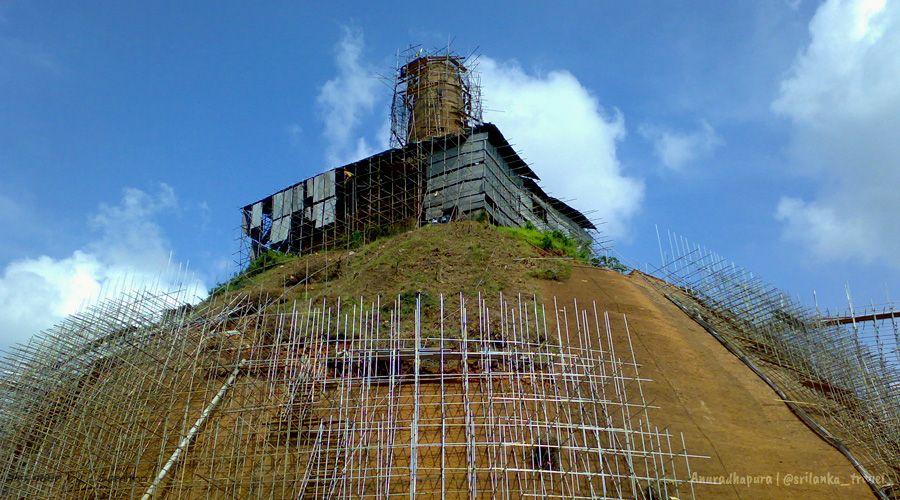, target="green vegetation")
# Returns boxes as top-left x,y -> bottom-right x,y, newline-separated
337,221 -> 411,250
209,249 -> 294,296
497,223 -> 629,274
209,221 -> 630,308
199,221 -> 637,345
591,255 -> 629,274
497,223 -> 591,262
245,249 -> 294,276
207,221 -> 538,309
391,290 -> 438,316
528,264 -> 572,281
